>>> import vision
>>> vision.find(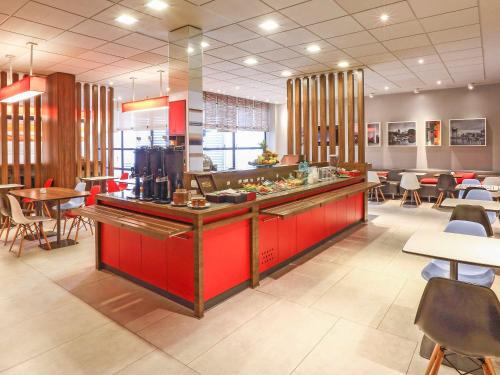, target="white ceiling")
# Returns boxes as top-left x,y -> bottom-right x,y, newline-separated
0,0 -> 497,103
